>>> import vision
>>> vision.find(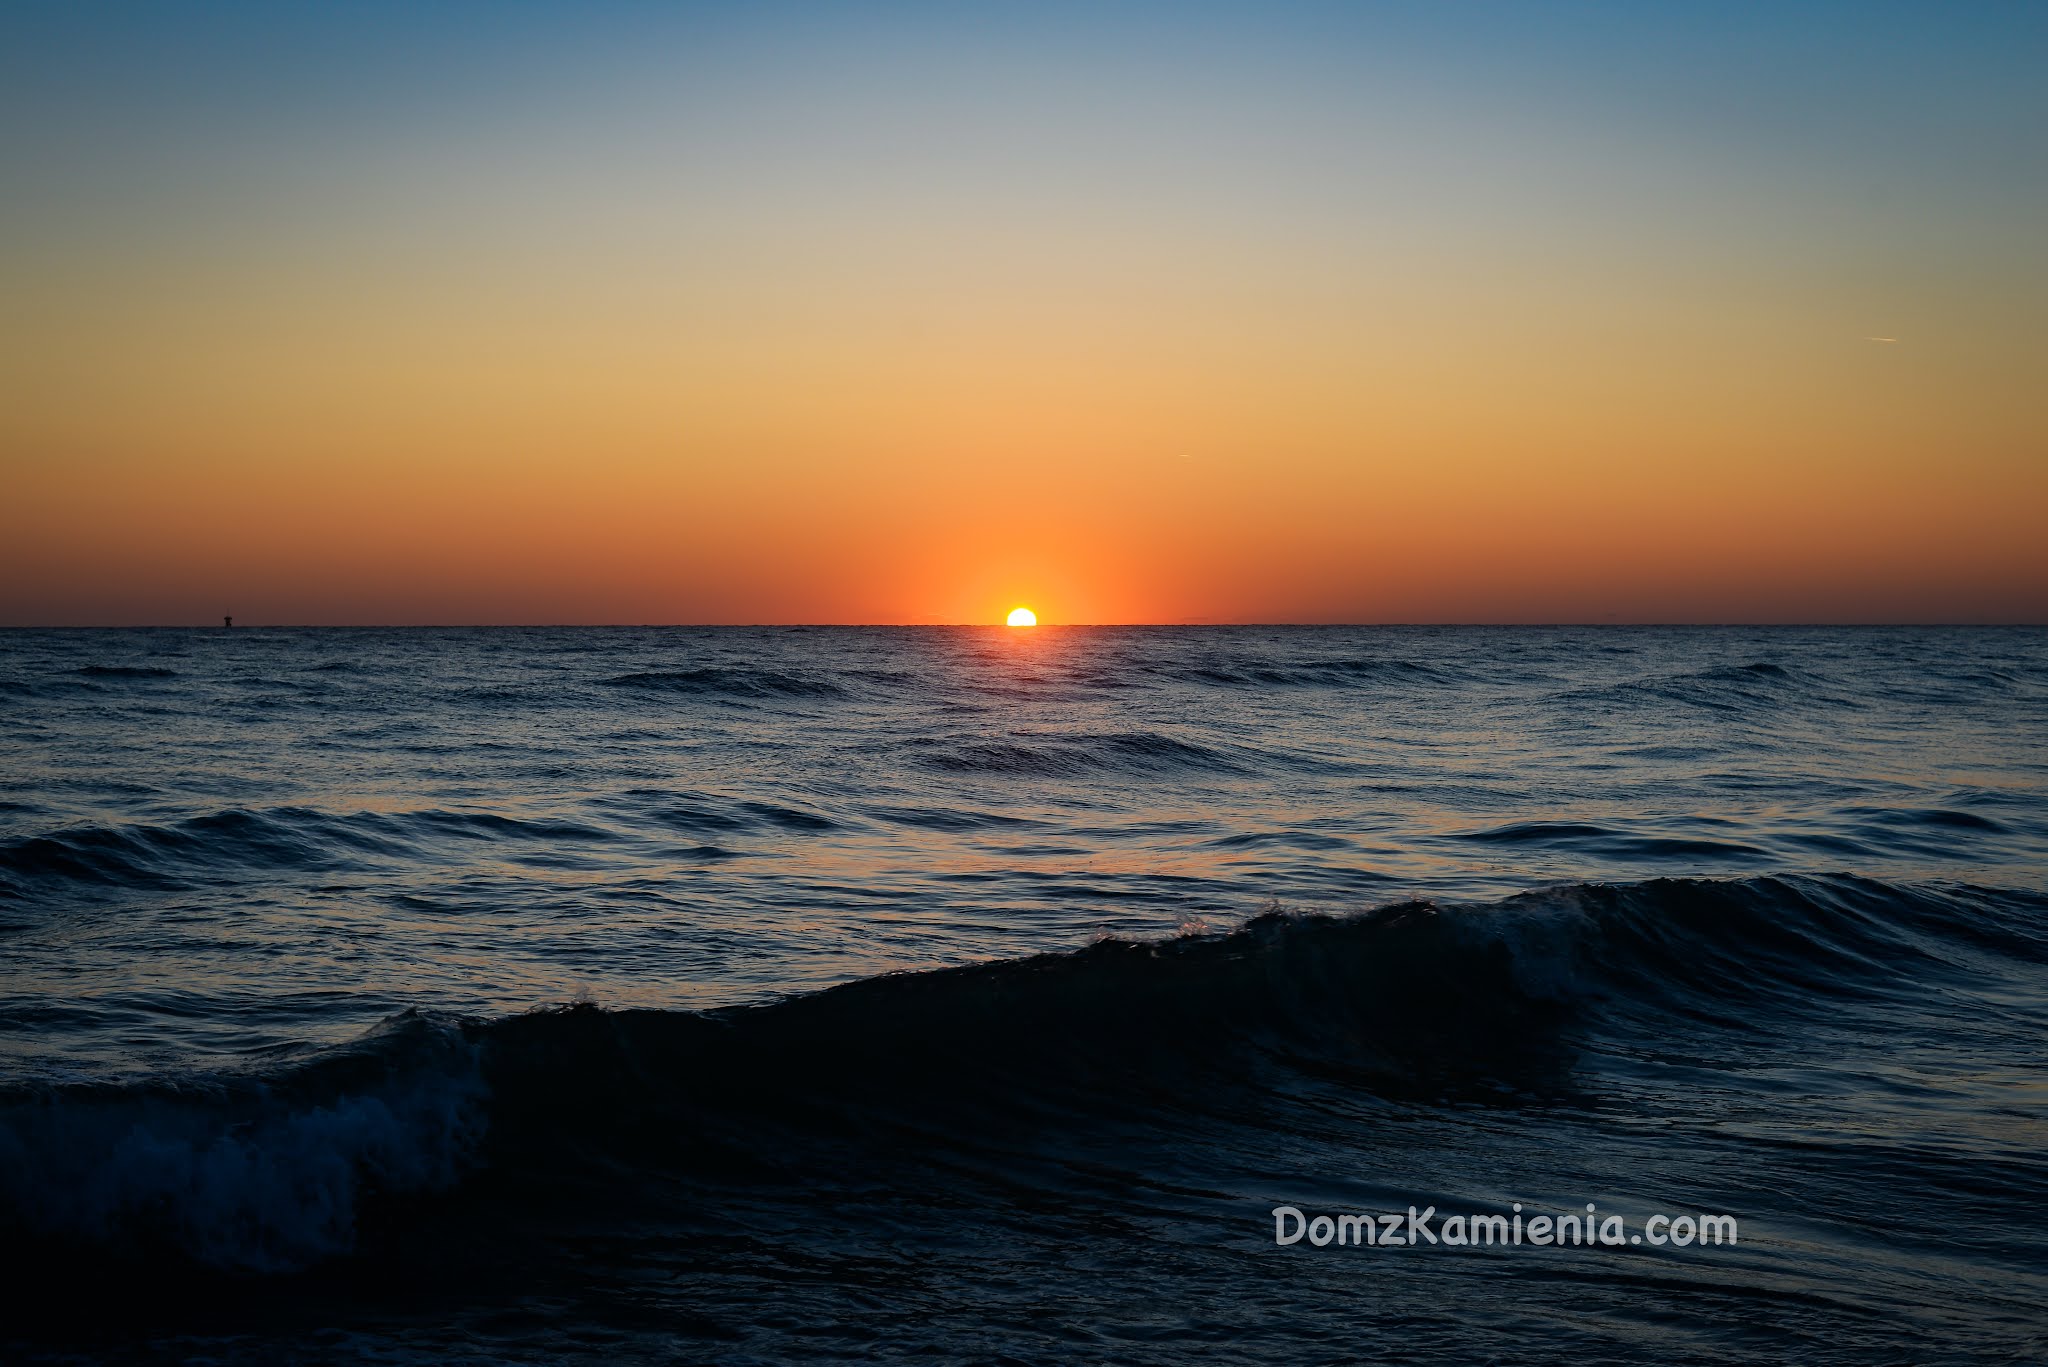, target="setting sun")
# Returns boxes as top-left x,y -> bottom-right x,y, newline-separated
1006,607 -> 1038,627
